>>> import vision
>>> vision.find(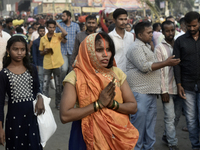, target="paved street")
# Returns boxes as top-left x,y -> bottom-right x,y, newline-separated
0,89 -> 192,150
